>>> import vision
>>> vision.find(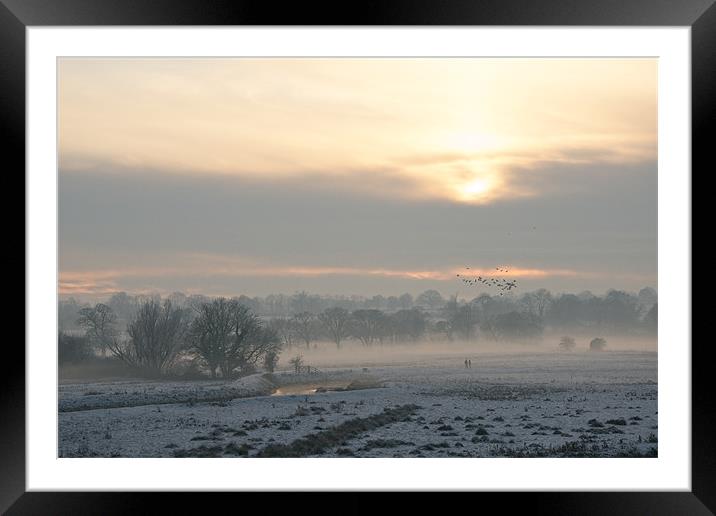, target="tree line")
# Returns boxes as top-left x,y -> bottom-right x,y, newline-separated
60,286 -> 657,337
60,287 -> 657,377
64,297 -> 280,378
